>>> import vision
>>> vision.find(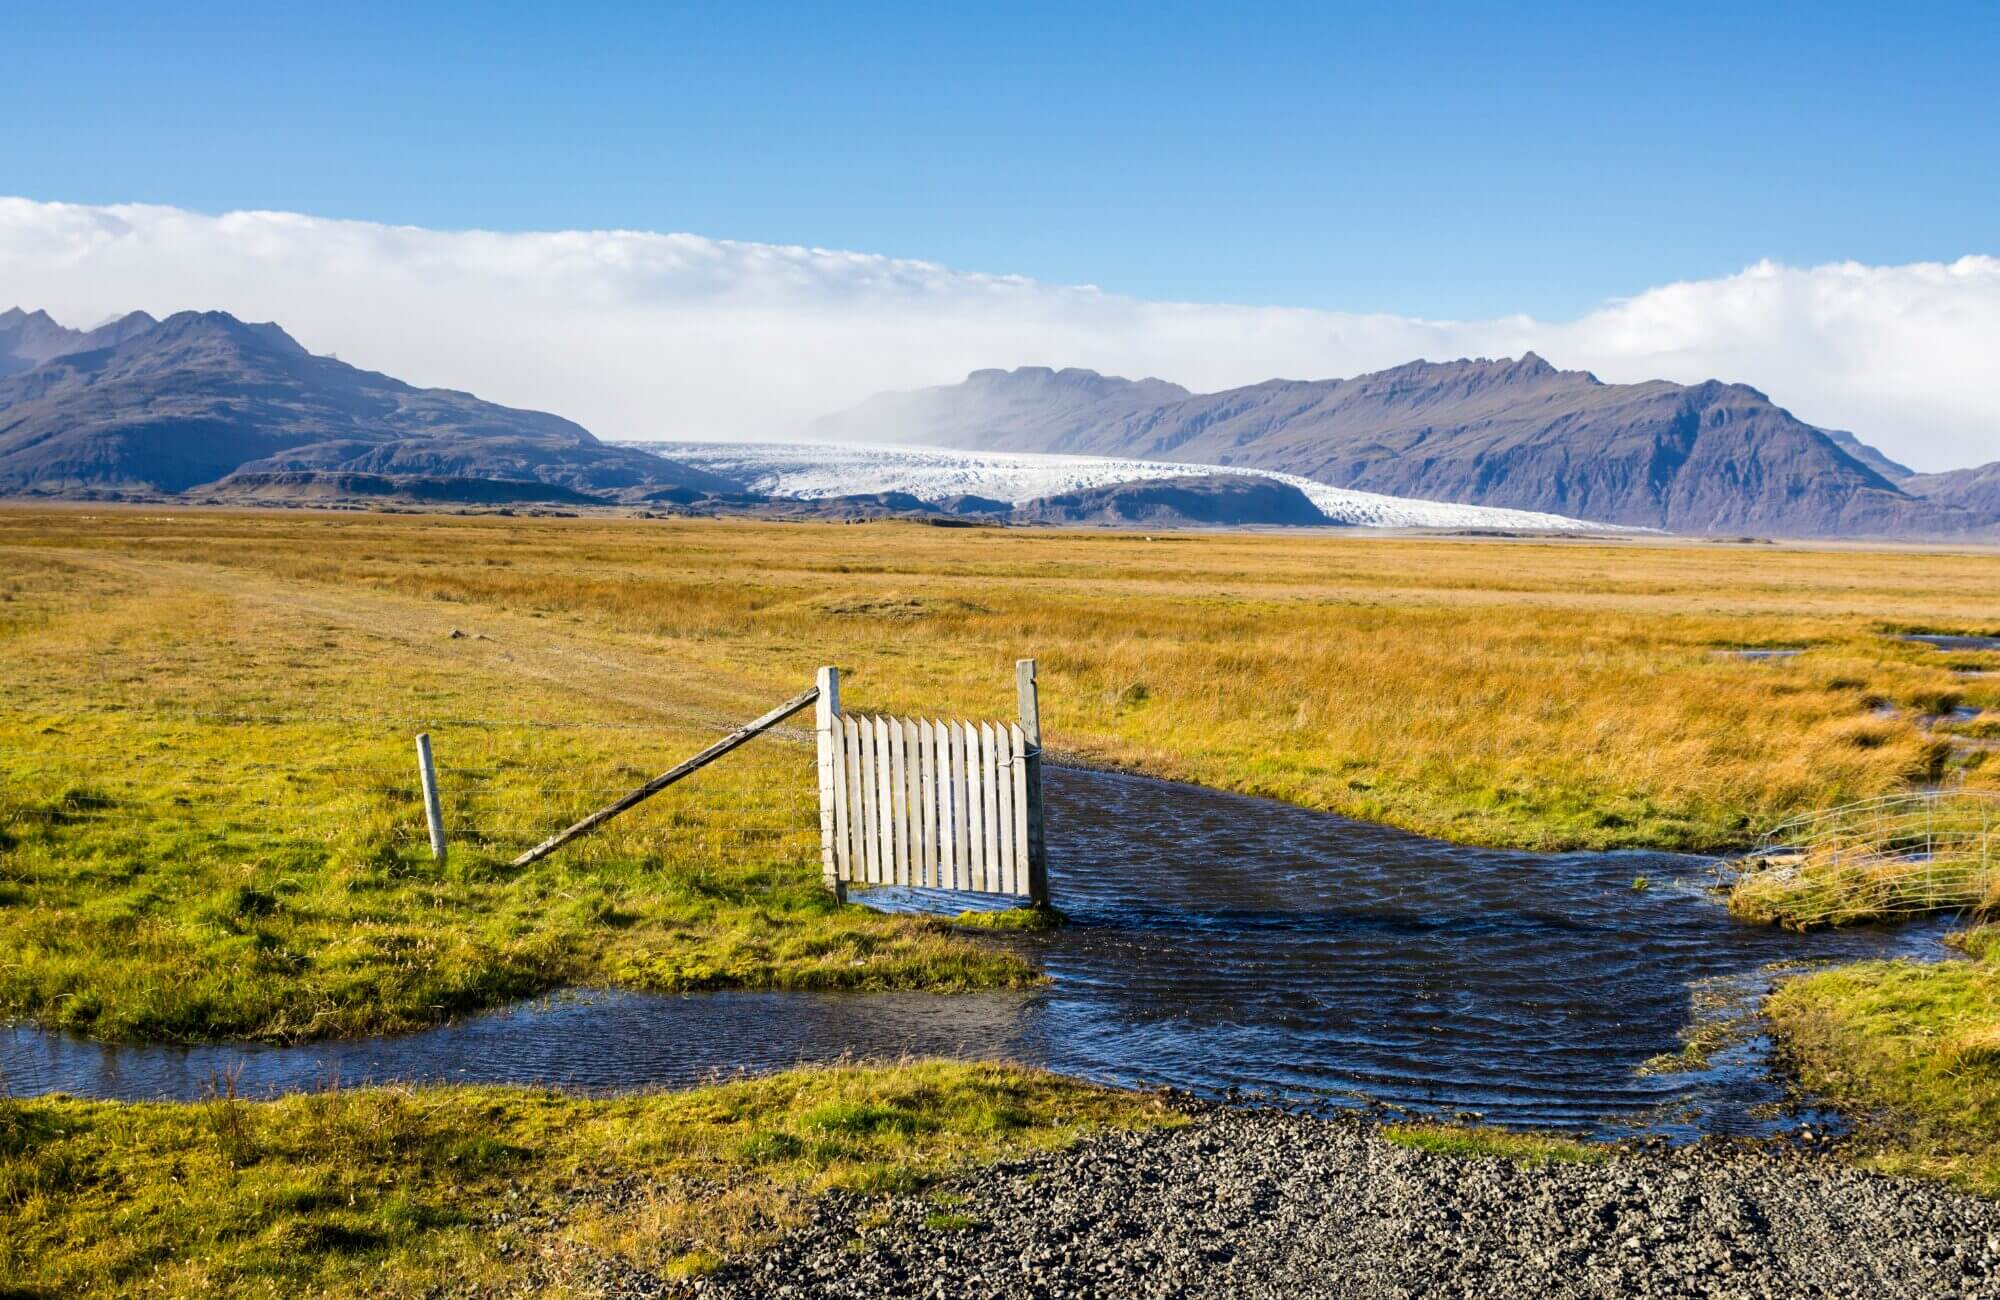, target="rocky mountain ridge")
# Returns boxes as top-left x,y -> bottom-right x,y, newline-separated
813,356 -> 1995,537
0,308 -> 732,501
